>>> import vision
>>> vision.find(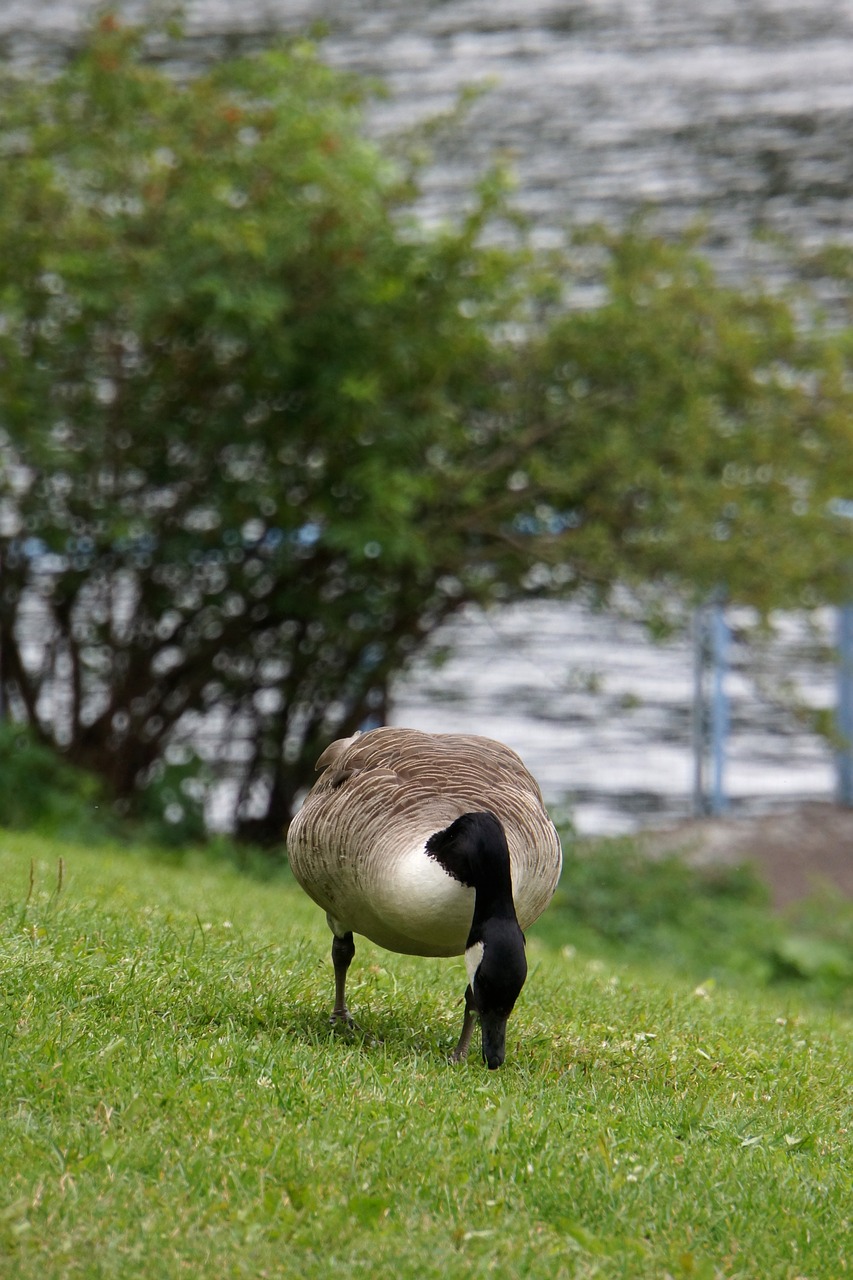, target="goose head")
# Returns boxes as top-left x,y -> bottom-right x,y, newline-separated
426,810 -> 528,1069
